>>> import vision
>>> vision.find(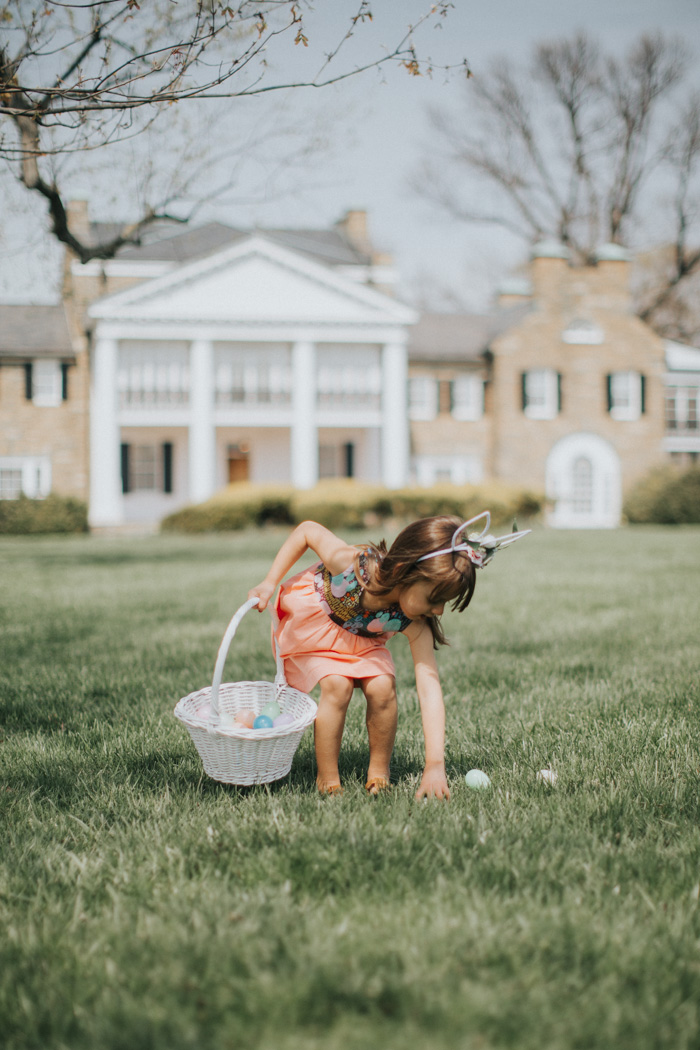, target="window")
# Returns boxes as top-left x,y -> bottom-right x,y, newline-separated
666,386 -> 699,432
0,469 -> 22,499
0,457 -> 51,498
121,443 -> 173,494
24,360 -> 64,407
606,372 -> 645,421
451,375 -> 484,421
521,369 -> 560,420
408,376 -> 438,420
